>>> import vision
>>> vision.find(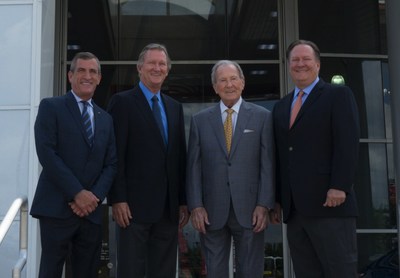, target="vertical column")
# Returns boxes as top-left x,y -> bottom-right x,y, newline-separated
386,0 -> 400,270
